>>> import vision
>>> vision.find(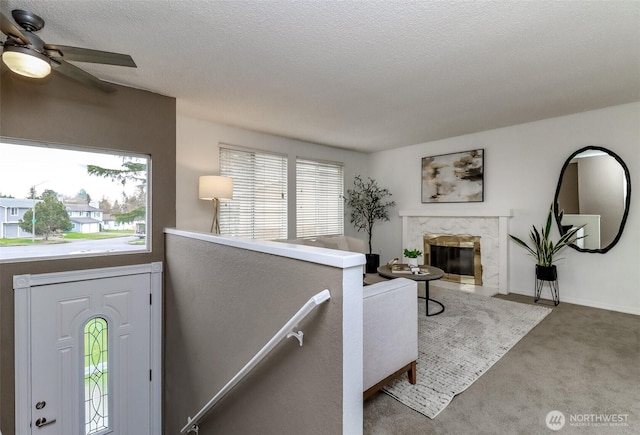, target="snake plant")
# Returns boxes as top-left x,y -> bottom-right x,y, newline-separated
509,204 -> 586,267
